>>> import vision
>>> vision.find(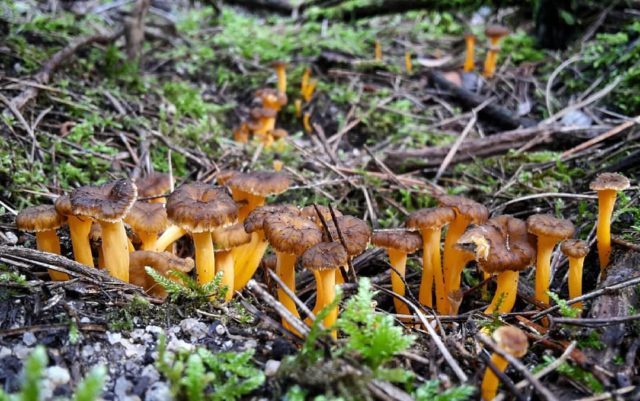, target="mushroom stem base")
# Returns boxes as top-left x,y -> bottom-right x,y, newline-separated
155,225 -> 186,252
481,353 -> 509,401
443,217 -> 471,308
216,250 -> 234,302
535,236 -> 557,306
100,220 -> 130,282
36,230 -> 68,281
419,228 -> 446,313
483,50 -> 498,78
234,232 -> 268,291
275,251 -> 300,333
484,270 -> 519,314
317,268 -> 337,339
